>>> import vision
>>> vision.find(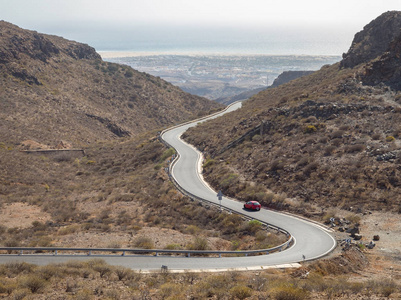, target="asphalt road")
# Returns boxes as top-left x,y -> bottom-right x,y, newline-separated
0,102 -> 336,271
